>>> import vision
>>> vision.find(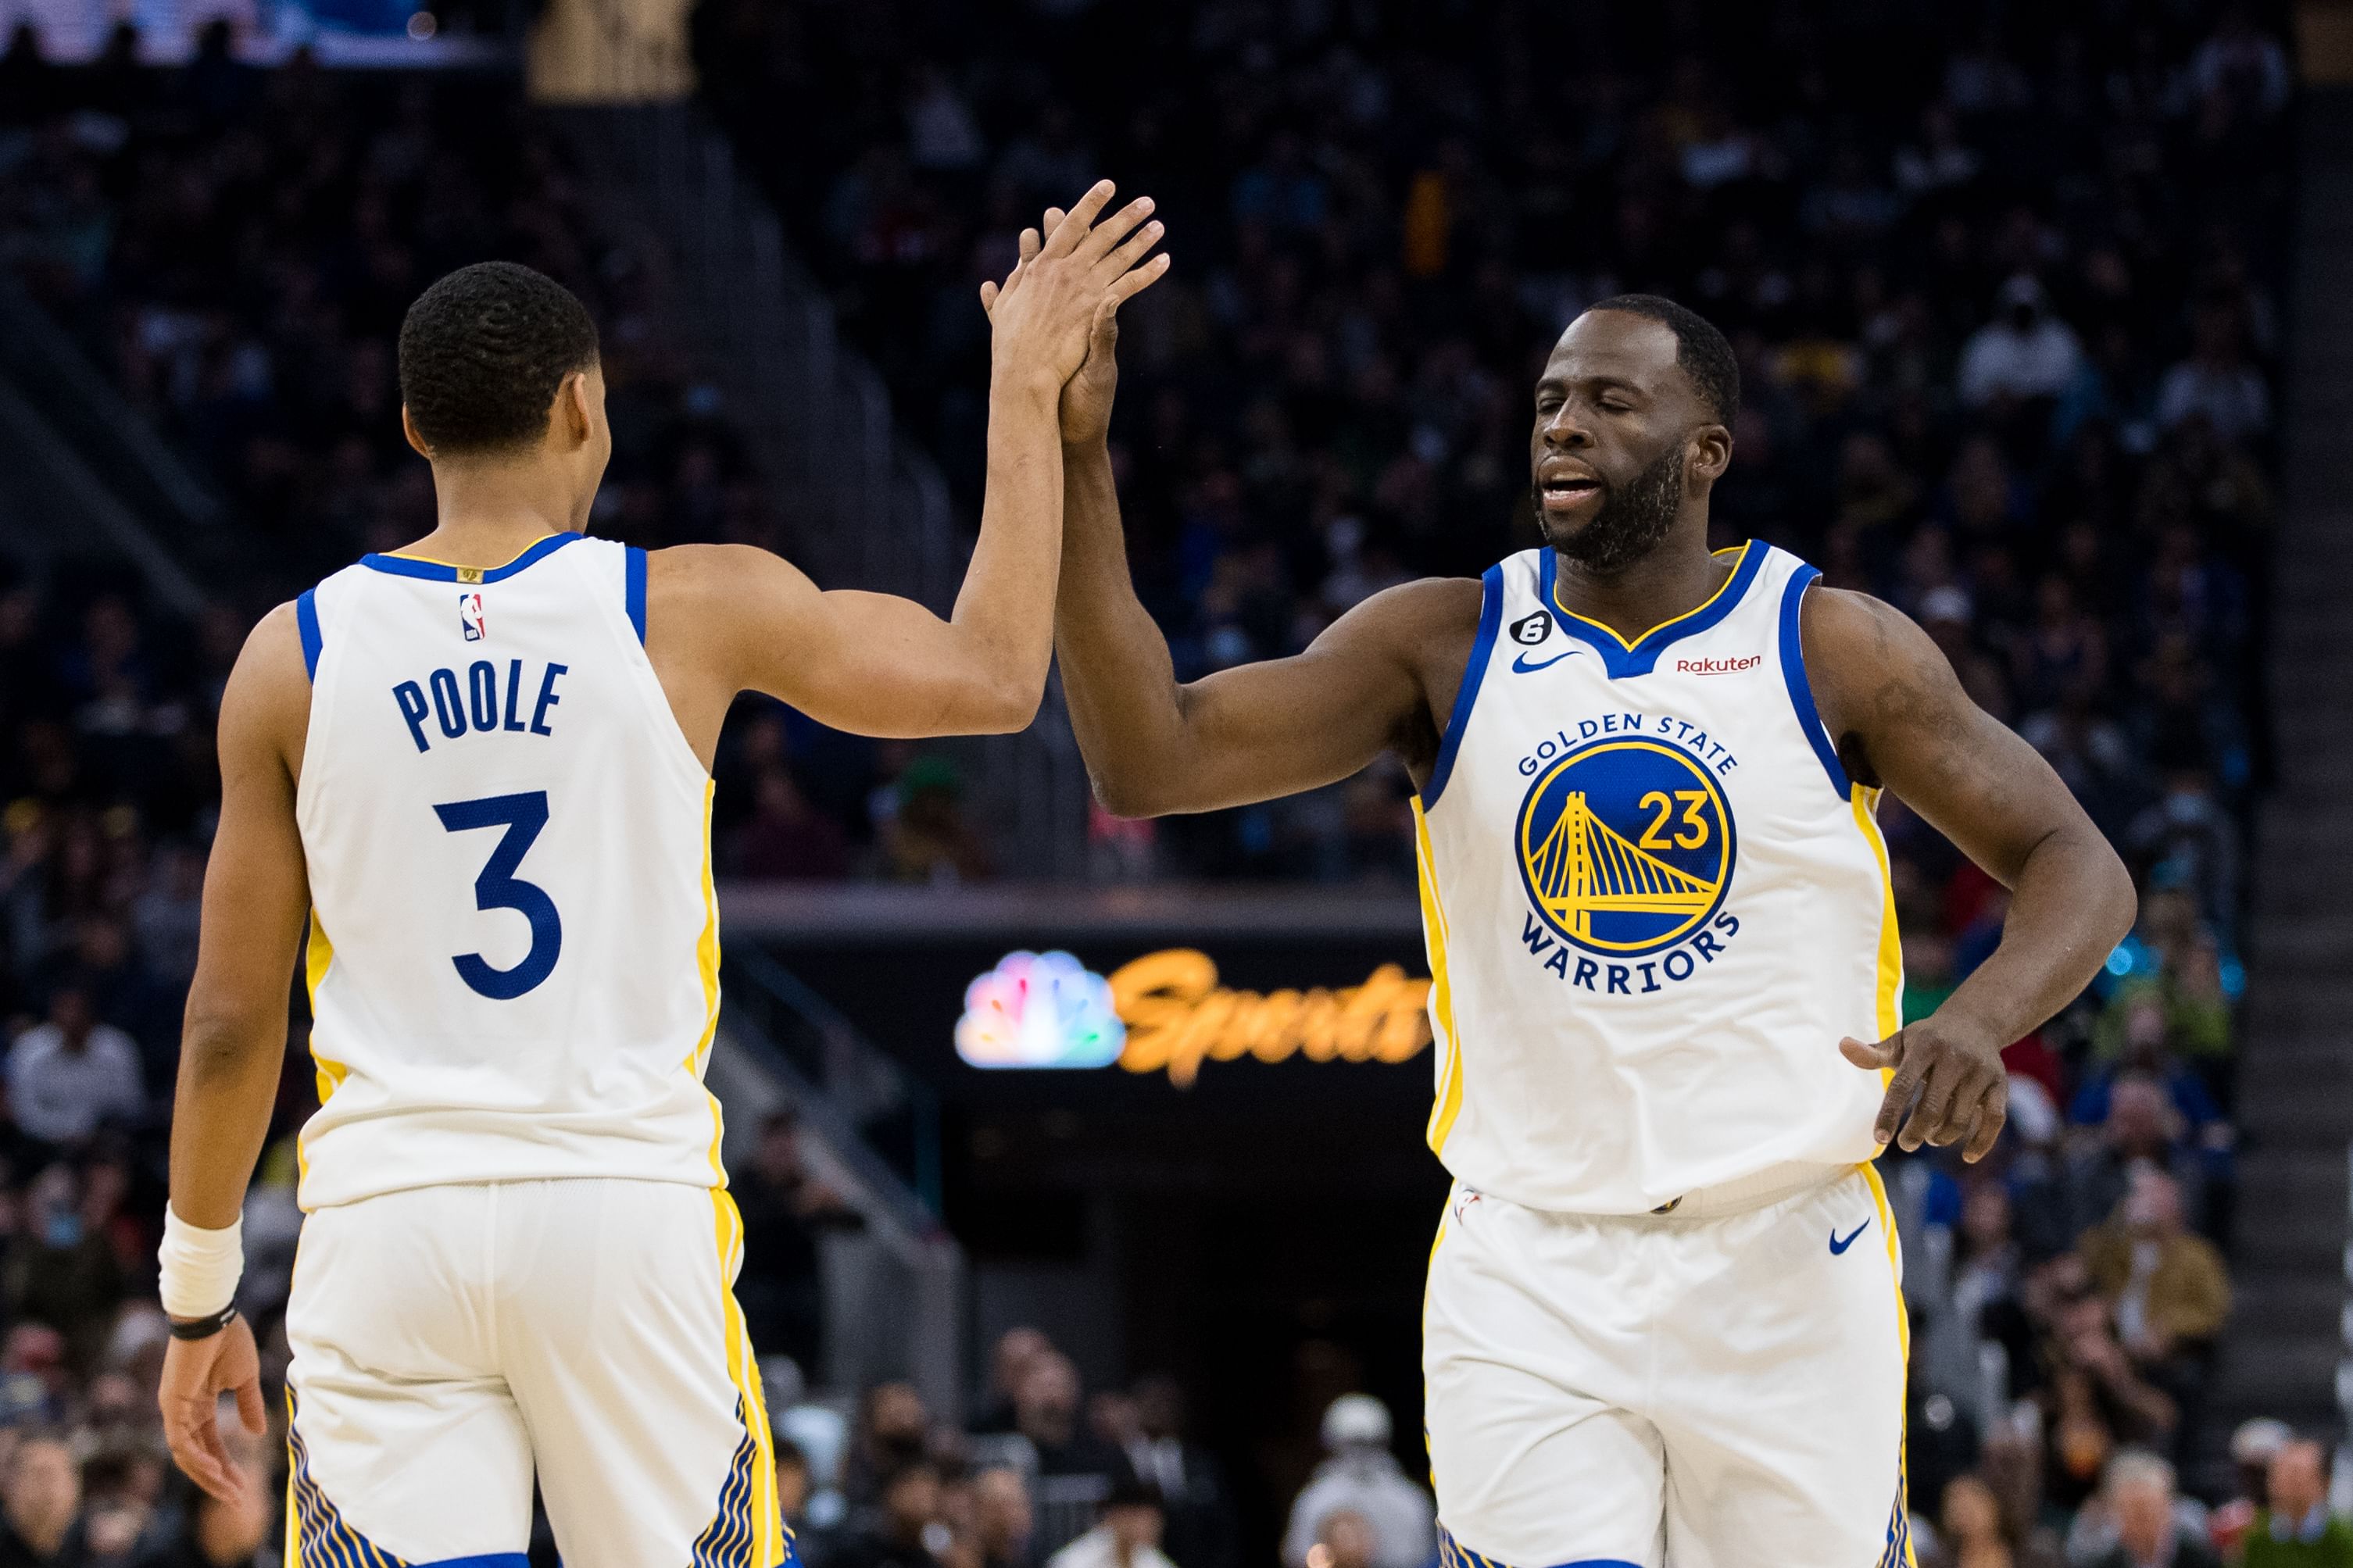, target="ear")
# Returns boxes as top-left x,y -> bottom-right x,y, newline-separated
1688,421 -> 1733,488
558,372 -> 594,445
401,405 -> 432,460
